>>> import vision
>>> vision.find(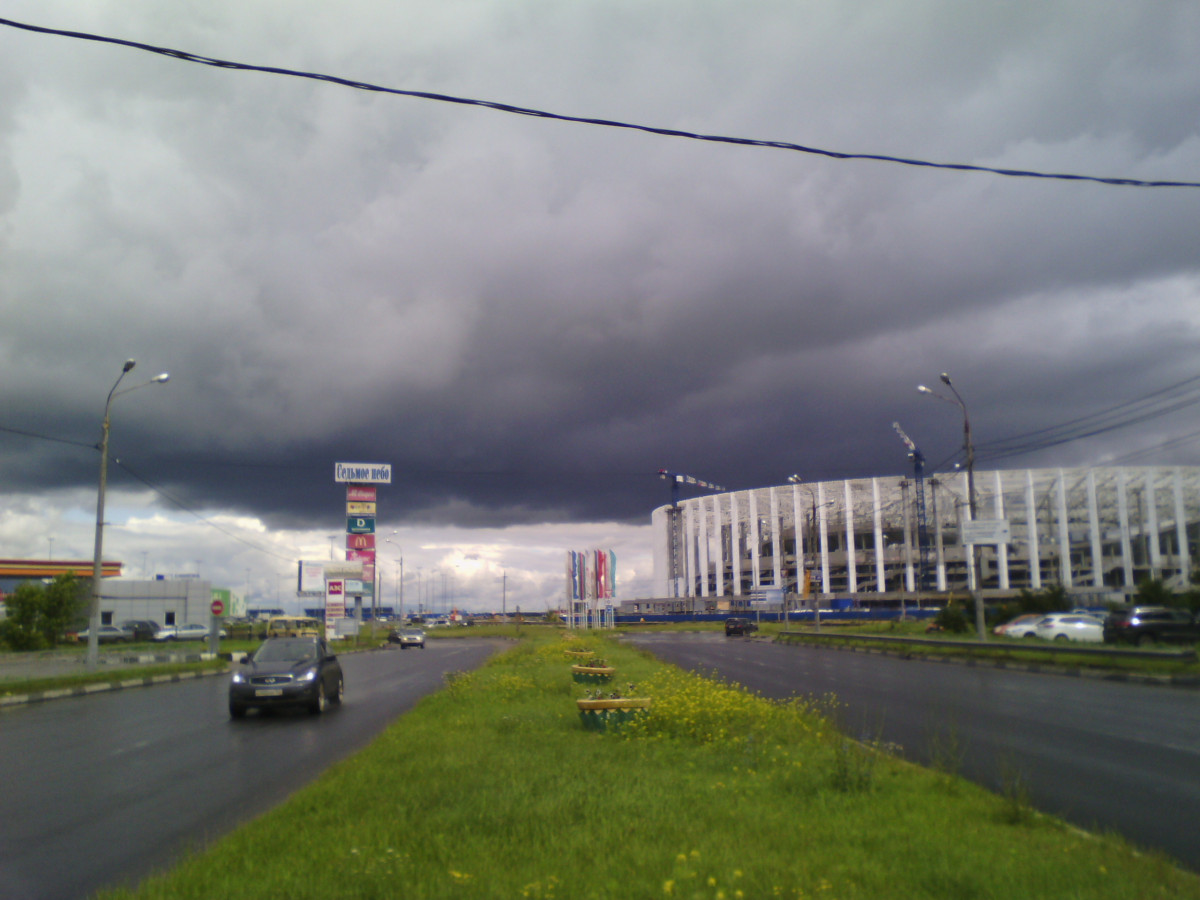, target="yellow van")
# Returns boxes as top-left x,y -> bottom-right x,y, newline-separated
265,616 -> 322,638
